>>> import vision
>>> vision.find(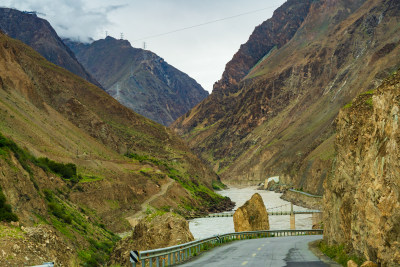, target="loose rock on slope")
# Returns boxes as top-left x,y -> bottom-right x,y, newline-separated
109,212 -> 194,266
